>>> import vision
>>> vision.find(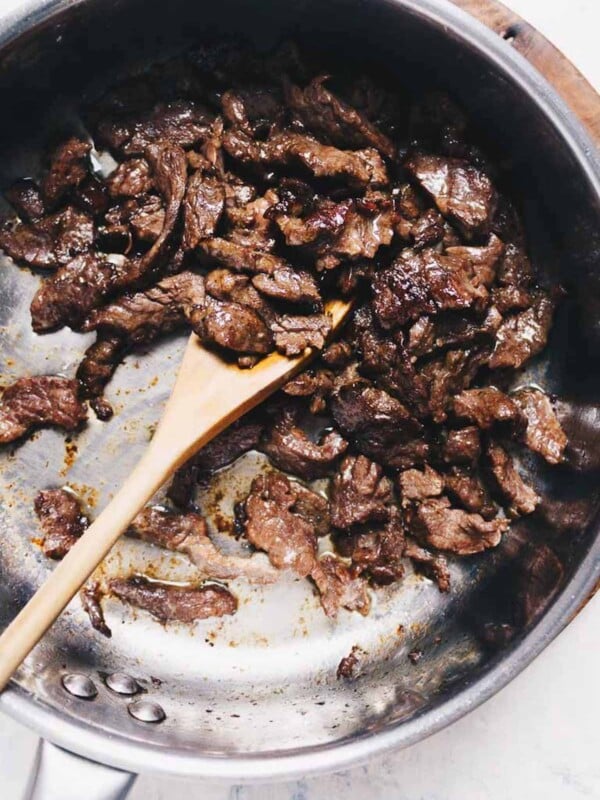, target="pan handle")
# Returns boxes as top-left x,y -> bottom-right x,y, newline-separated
23,739 -> 136,800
